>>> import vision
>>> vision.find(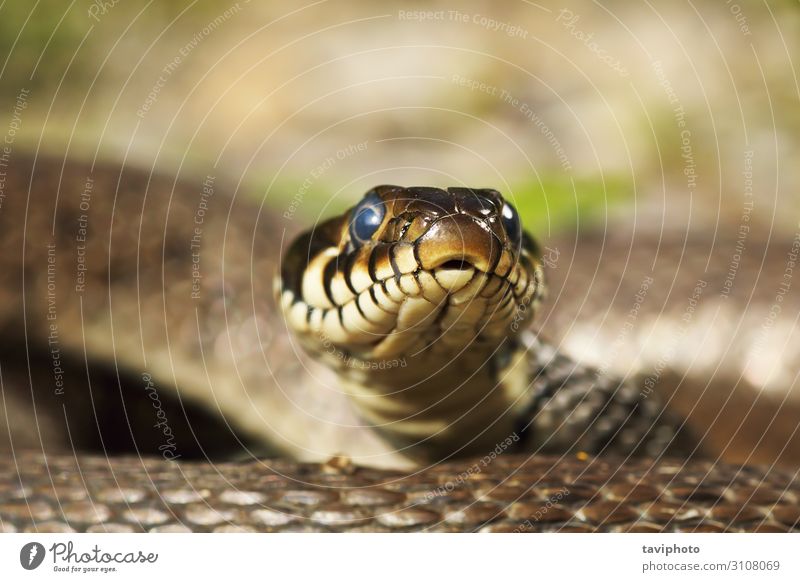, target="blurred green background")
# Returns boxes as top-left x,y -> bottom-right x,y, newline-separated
1,0 -> 798,236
